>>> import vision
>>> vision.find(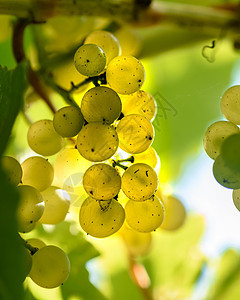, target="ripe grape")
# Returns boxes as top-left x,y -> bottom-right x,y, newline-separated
74,44 -> 106,77
121,163 -> 158,201
81,86 -> 122,124
77,122 -> 119,162
38,186 -> 70,225
232,189 -> 240,212
1,156 -> 22,185
83,163 -> 121,200
53,106 -> 84,137
116,114 -> 154,154
84,30 -> 121,64
79,197 -> 125,238
106,56 -> 145,95
27,119 -> 64,156
122,90 -> 157,121
125,195 -> 165,233
17,185 -> 45,232
21,247 -> 32,282
221,133 -> 240,170
213,155 -> 240,189
29,245 -> 70,288
221,85 -> 240,124
133,147 -> 159,169
203,121 -> 239,160
26,238 -> 46,249
21,156 -> 54,191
